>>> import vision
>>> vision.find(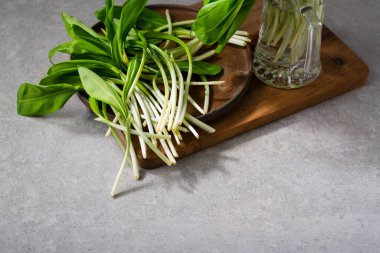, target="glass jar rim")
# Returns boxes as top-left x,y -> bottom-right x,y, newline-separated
269,0 -> 325,13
